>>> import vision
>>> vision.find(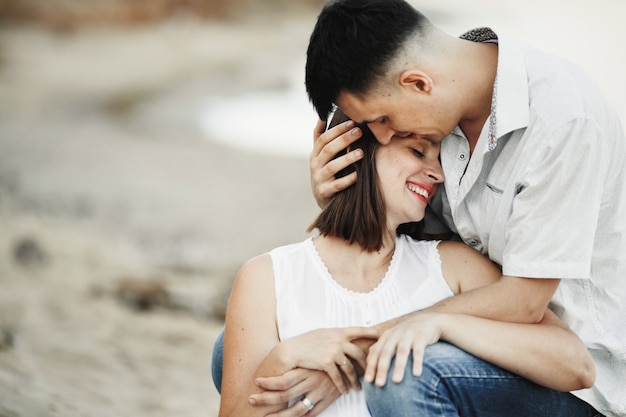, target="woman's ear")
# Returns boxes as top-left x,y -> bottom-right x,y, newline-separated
399,69 -> 433,94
